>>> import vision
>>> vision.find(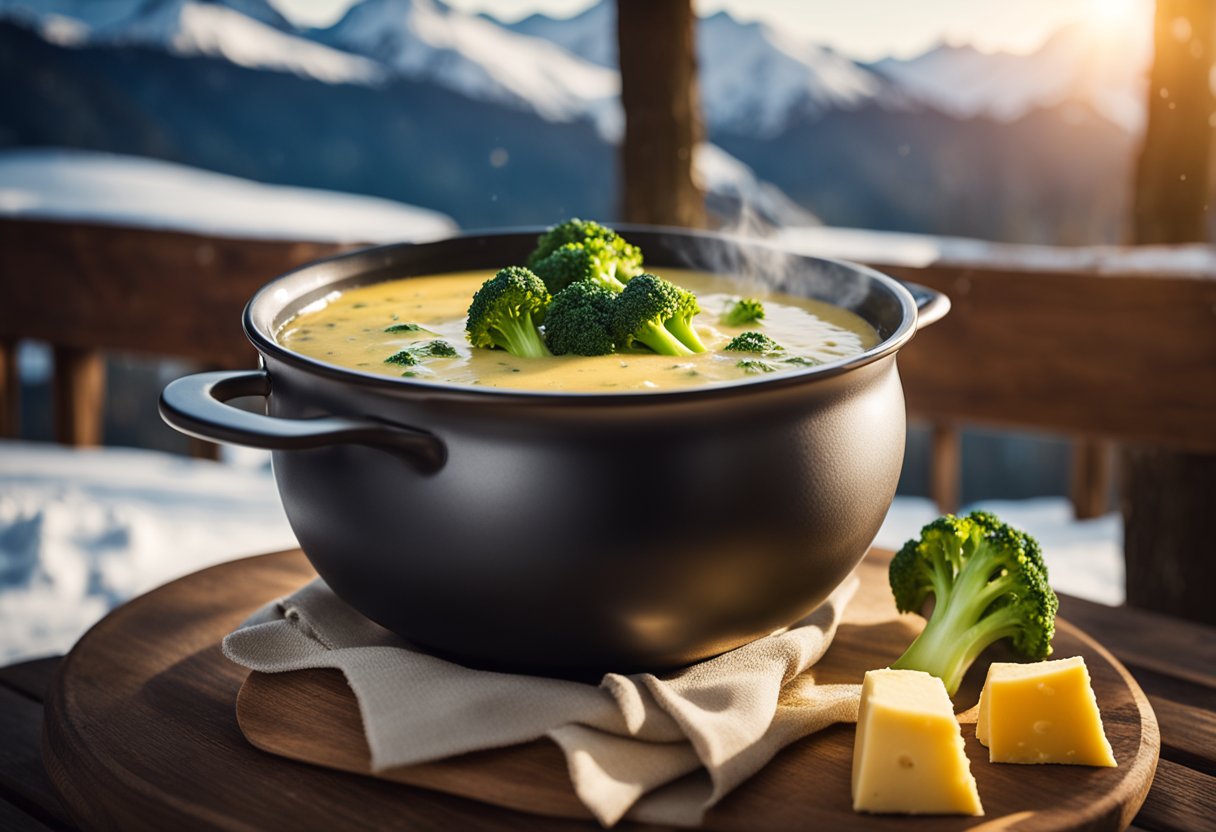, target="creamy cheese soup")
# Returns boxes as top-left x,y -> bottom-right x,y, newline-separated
278,269 -> 879,393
